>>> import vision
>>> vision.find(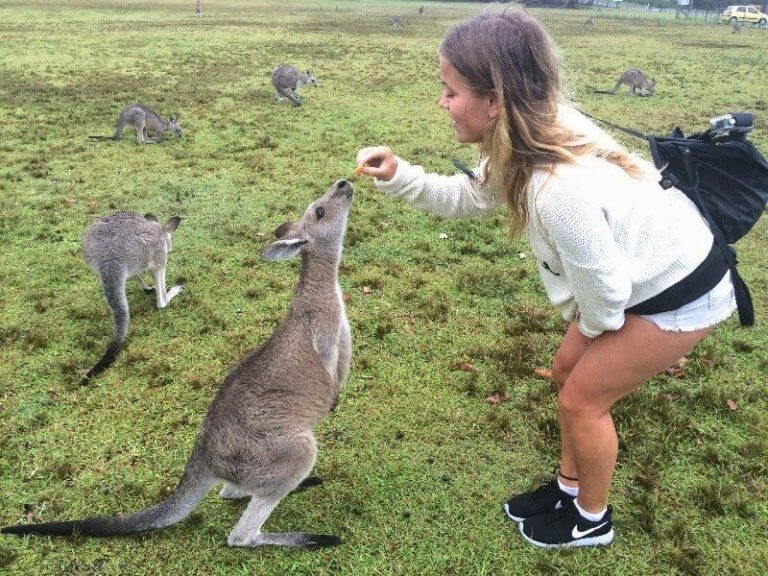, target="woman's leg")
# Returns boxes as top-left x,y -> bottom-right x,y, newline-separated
558,315 -> 714,512
551,322 -> 593,486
